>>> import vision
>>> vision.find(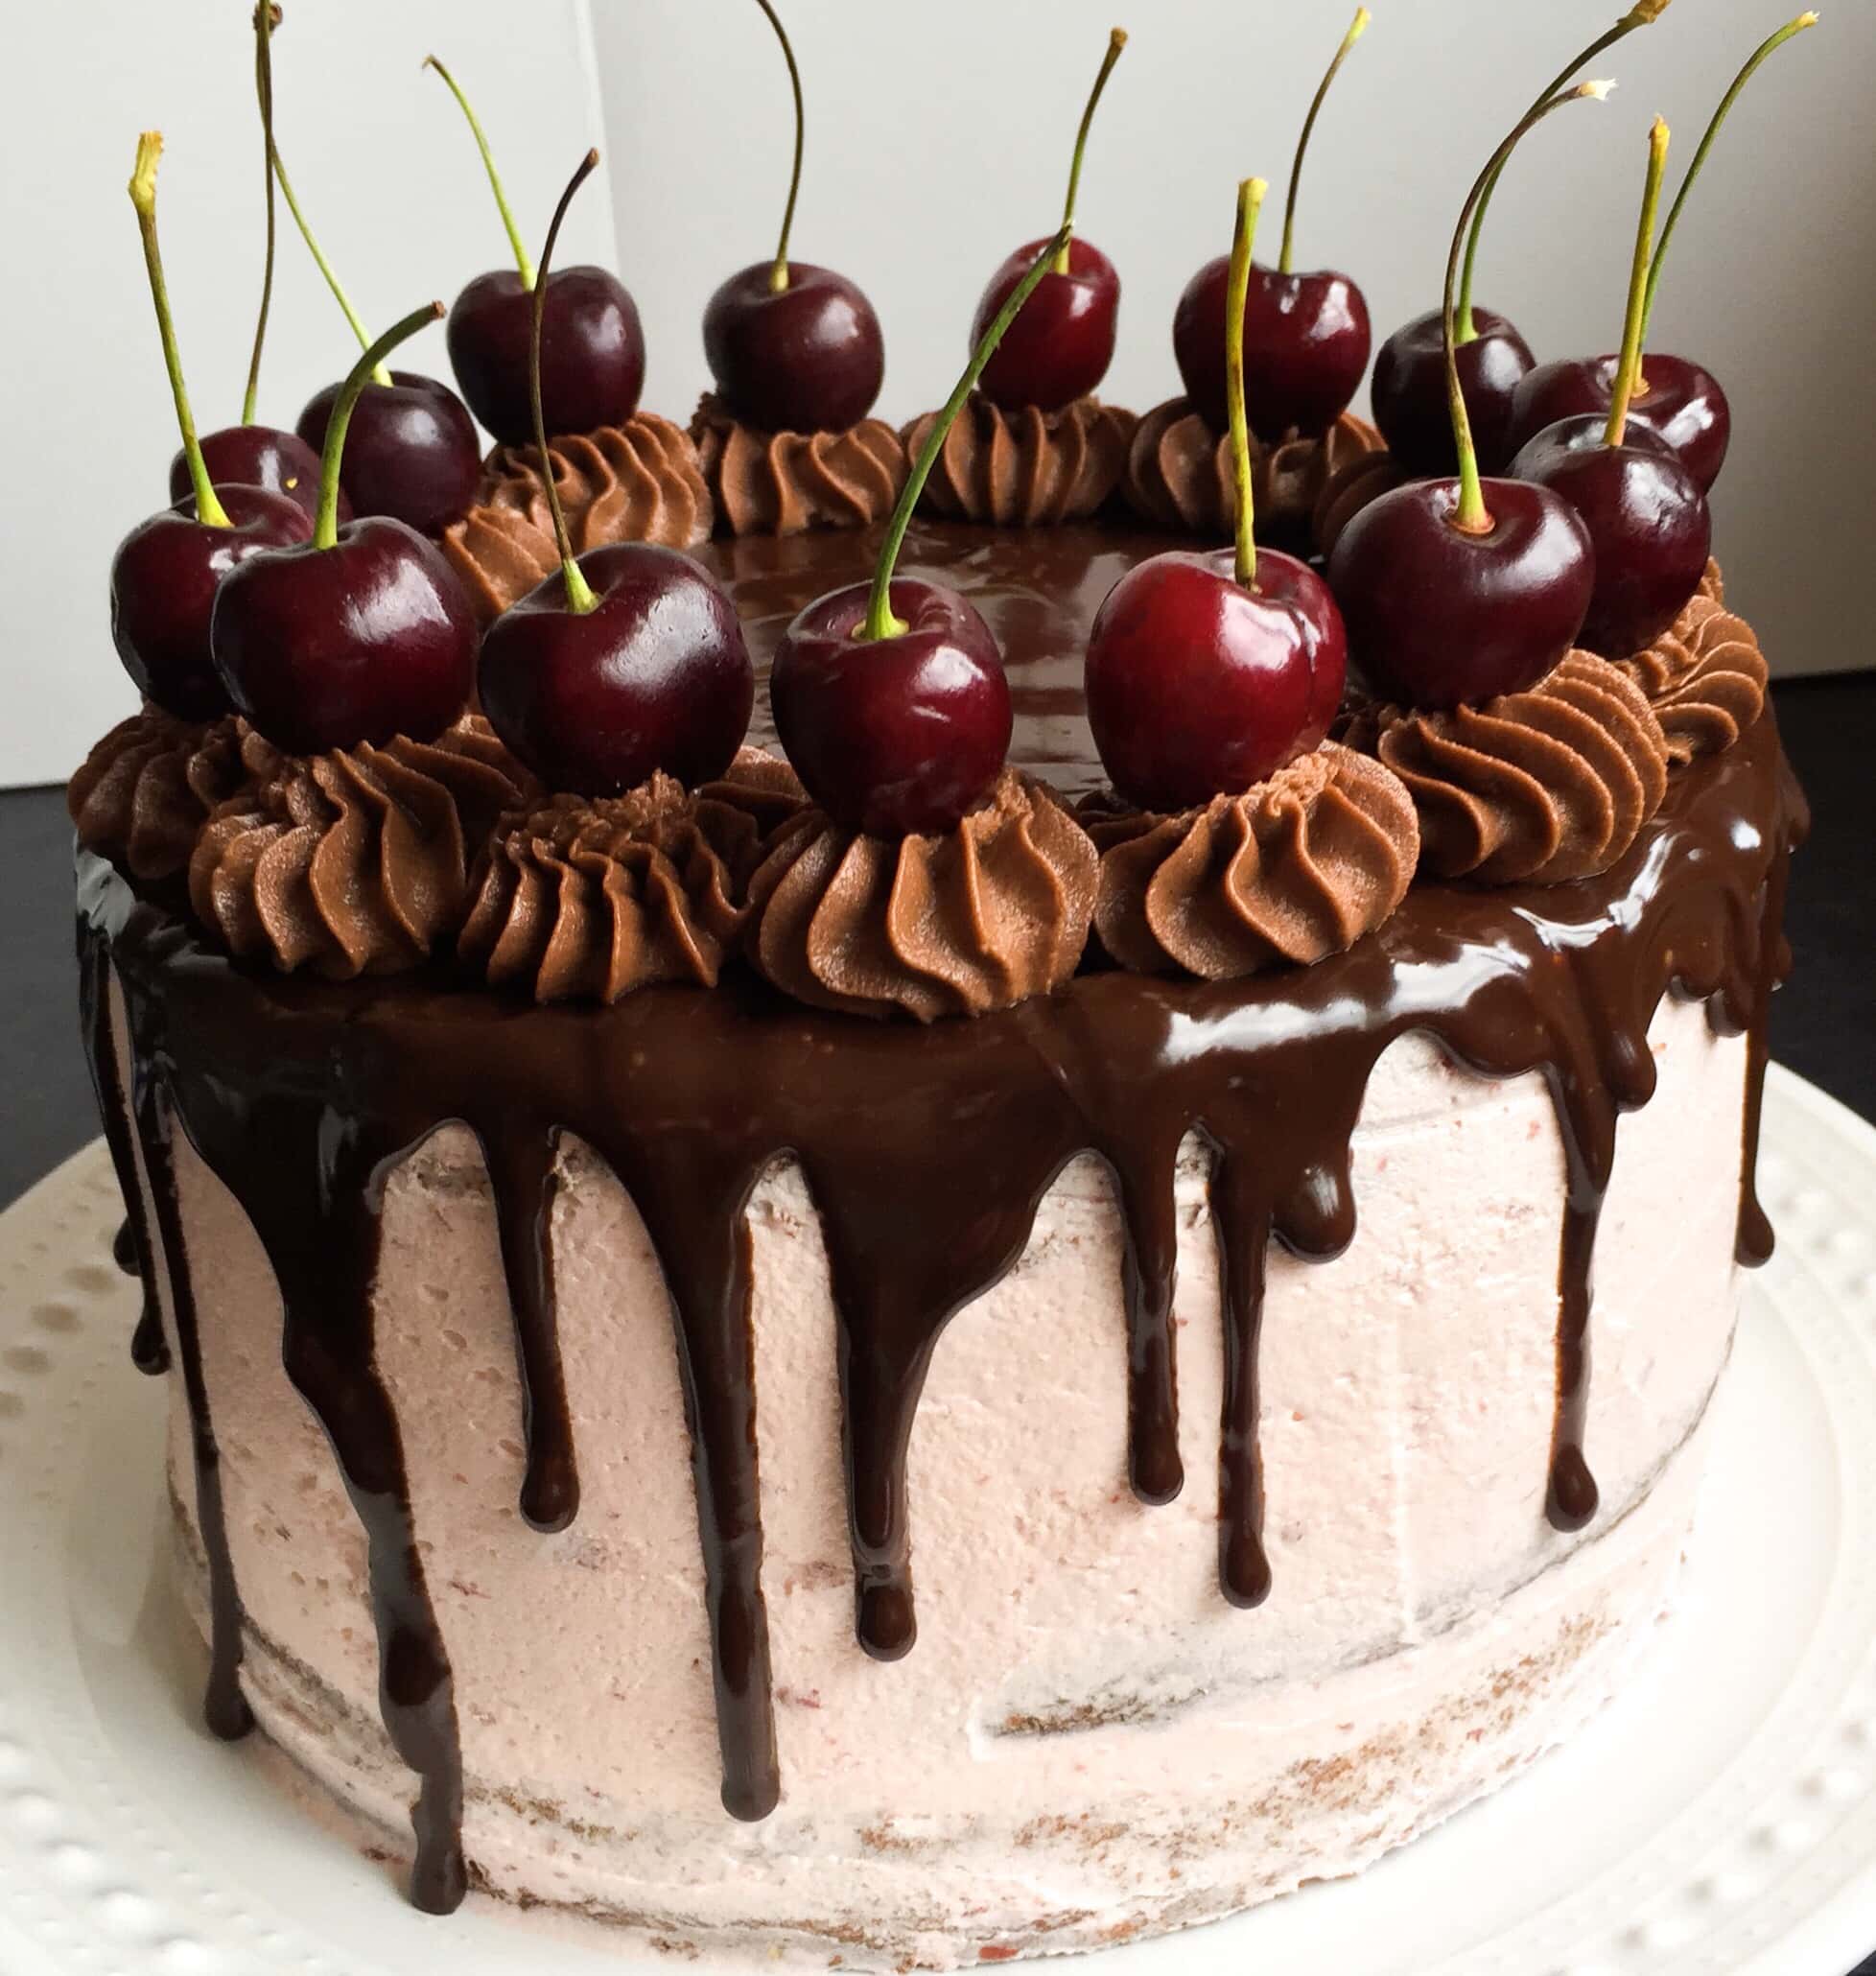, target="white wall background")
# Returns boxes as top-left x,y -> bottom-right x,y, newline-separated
3,0 -> 1871,788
